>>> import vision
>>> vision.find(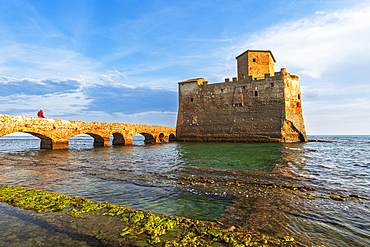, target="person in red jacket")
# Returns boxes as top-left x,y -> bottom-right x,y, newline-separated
37,109 -> 45,118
